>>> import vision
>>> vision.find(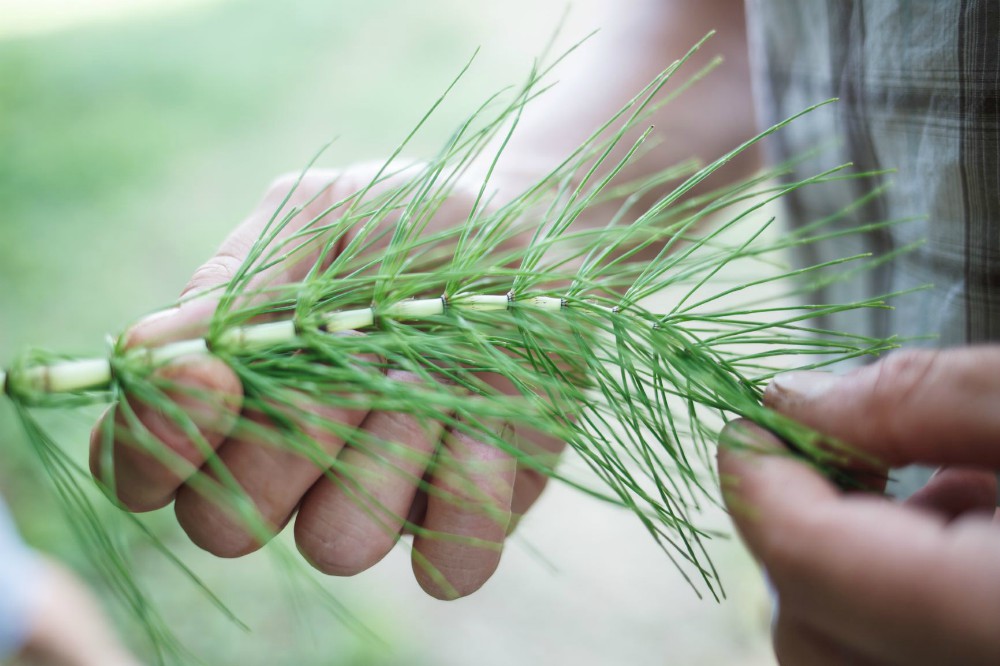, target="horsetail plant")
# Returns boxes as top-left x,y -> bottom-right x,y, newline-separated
2,36 -> 905,663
